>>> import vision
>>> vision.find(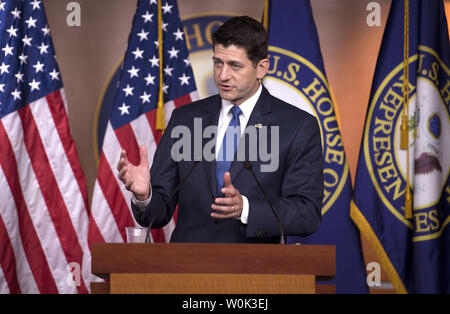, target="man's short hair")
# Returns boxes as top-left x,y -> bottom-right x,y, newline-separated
211,16 -> 268,66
